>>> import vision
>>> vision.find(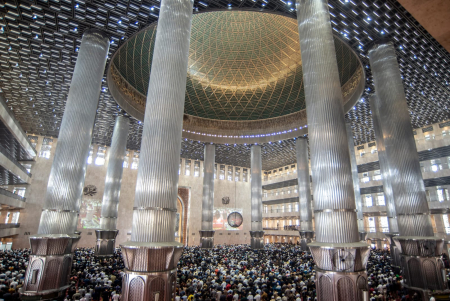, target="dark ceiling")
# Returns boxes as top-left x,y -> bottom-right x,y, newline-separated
0,0 -> 448,170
